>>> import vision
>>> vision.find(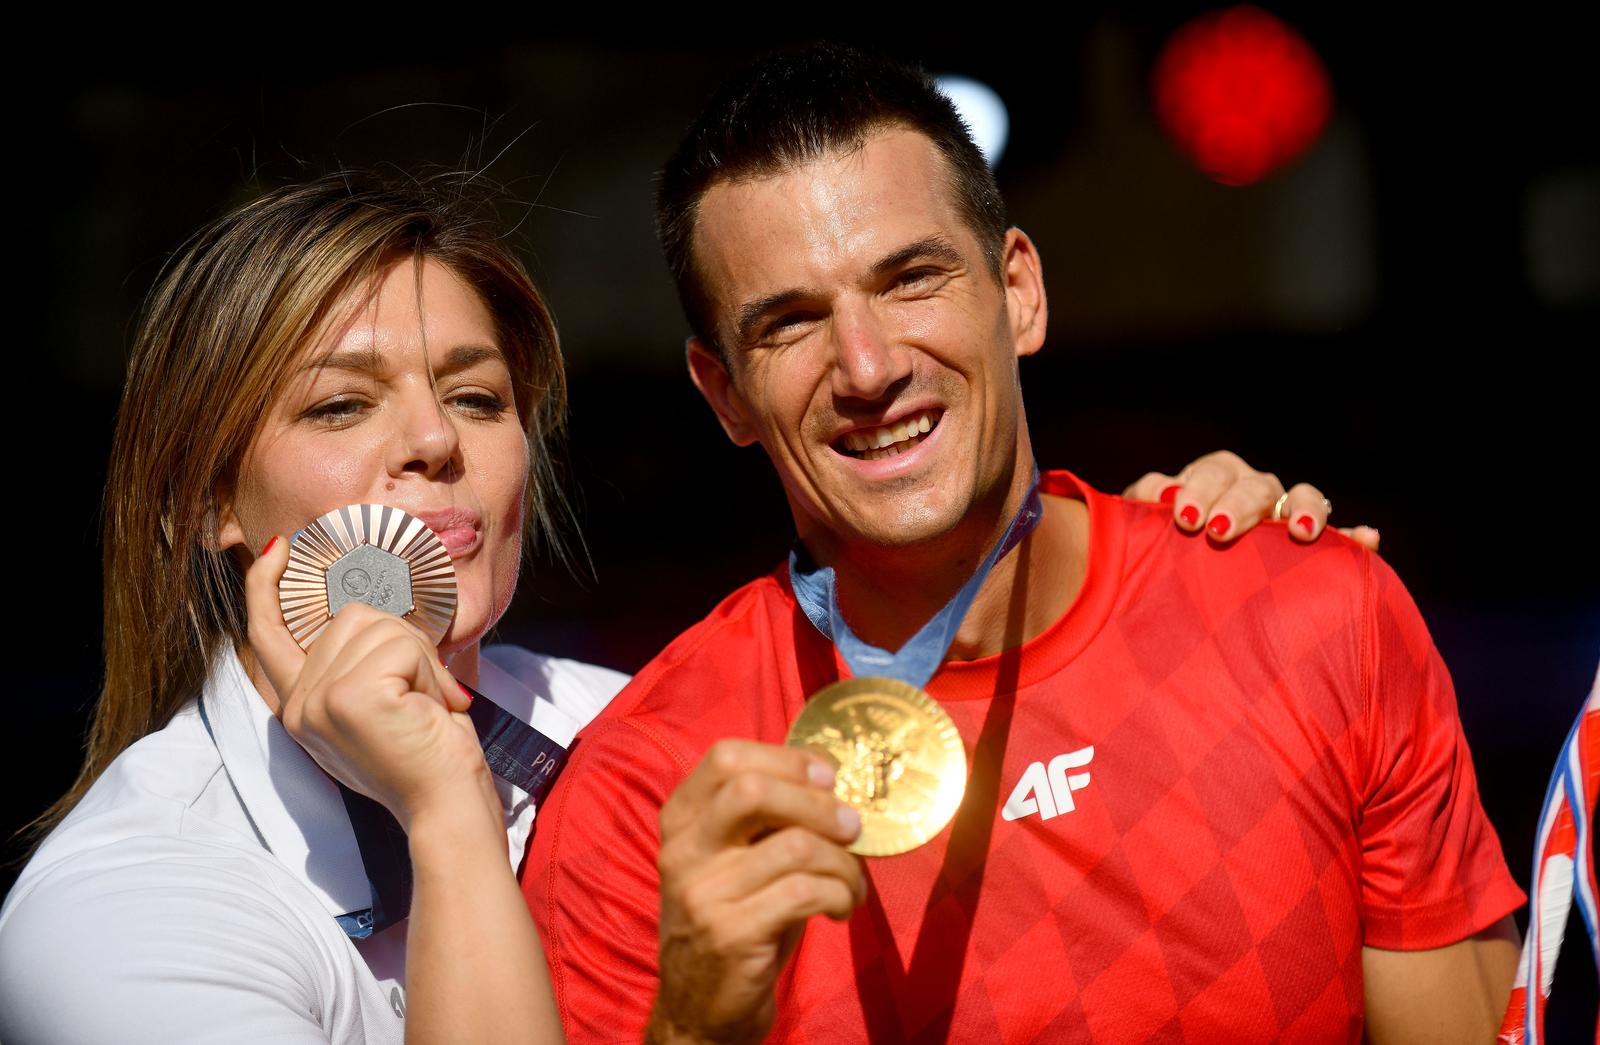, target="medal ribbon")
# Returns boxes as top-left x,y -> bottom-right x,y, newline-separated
1497,659 -> 1599,1044
789,469 -> 1043,689
334,685 -> 571,938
